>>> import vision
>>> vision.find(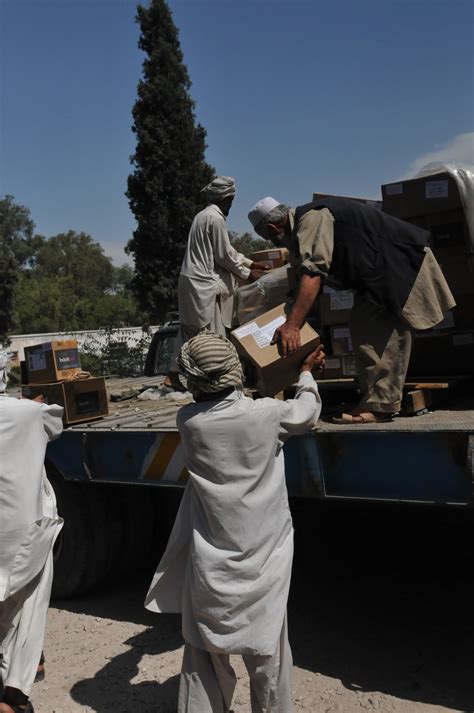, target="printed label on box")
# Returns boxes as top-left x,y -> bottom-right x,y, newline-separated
453,334 -> 474,346
324,358 -> 341,370
27,350 -> 47,371
55,348 -> 81,370
252,315 -> 286,348
268,251 -> 280,260
334,327 -> 353,351
234,321 -> 259,338
426,180 -> 449,199
386,183 -> 403,196
329,291 -> 354,311
342,357 -> 357,376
